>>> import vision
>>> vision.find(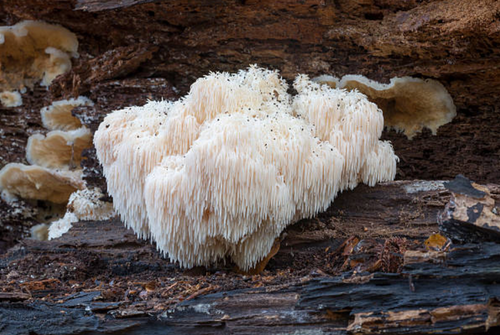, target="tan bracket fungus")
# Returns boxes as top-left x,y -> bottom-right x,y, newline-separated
41,97 -> 94,131
0,20 -> 78,90
0,163 -> 84,204
0,20 -> 78,107
94,66 -> 398,271
0,91 -> 22,107
313,75 -> 457,139
0,97 -> 95,228
26,128 -> 93,169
